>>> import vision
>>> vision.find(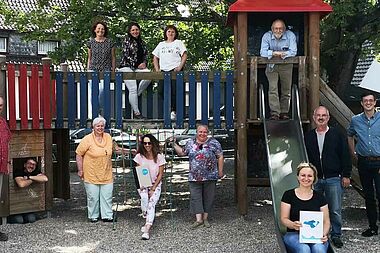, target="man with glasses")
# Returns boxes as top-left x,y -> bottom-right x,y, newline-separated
260,19 -> 297,120
348,92 -> 380,237
10,158 -> 48,223
304,106 -> 352,247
